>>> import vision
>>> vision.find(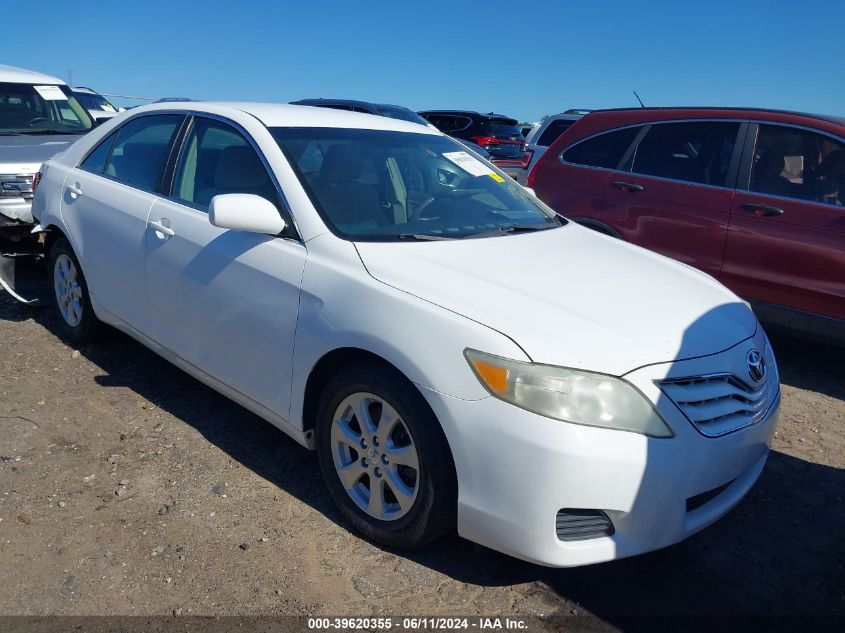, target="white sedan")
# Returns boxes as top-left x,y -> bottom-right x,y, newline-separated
29,102 -> 780,567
